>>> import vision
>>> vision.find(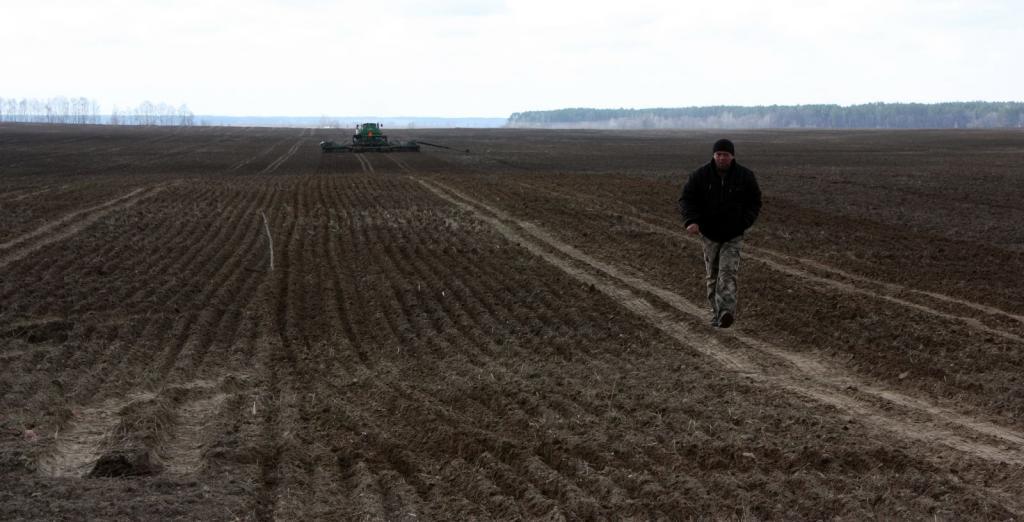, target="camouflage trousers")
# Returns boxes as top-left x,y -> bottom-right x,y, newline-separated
701,235 -> 743,321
